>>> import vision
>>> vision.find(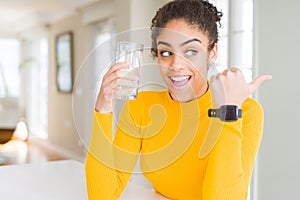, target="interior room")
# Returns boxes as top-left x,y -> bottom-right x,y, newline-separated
0,0 -> 299,199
